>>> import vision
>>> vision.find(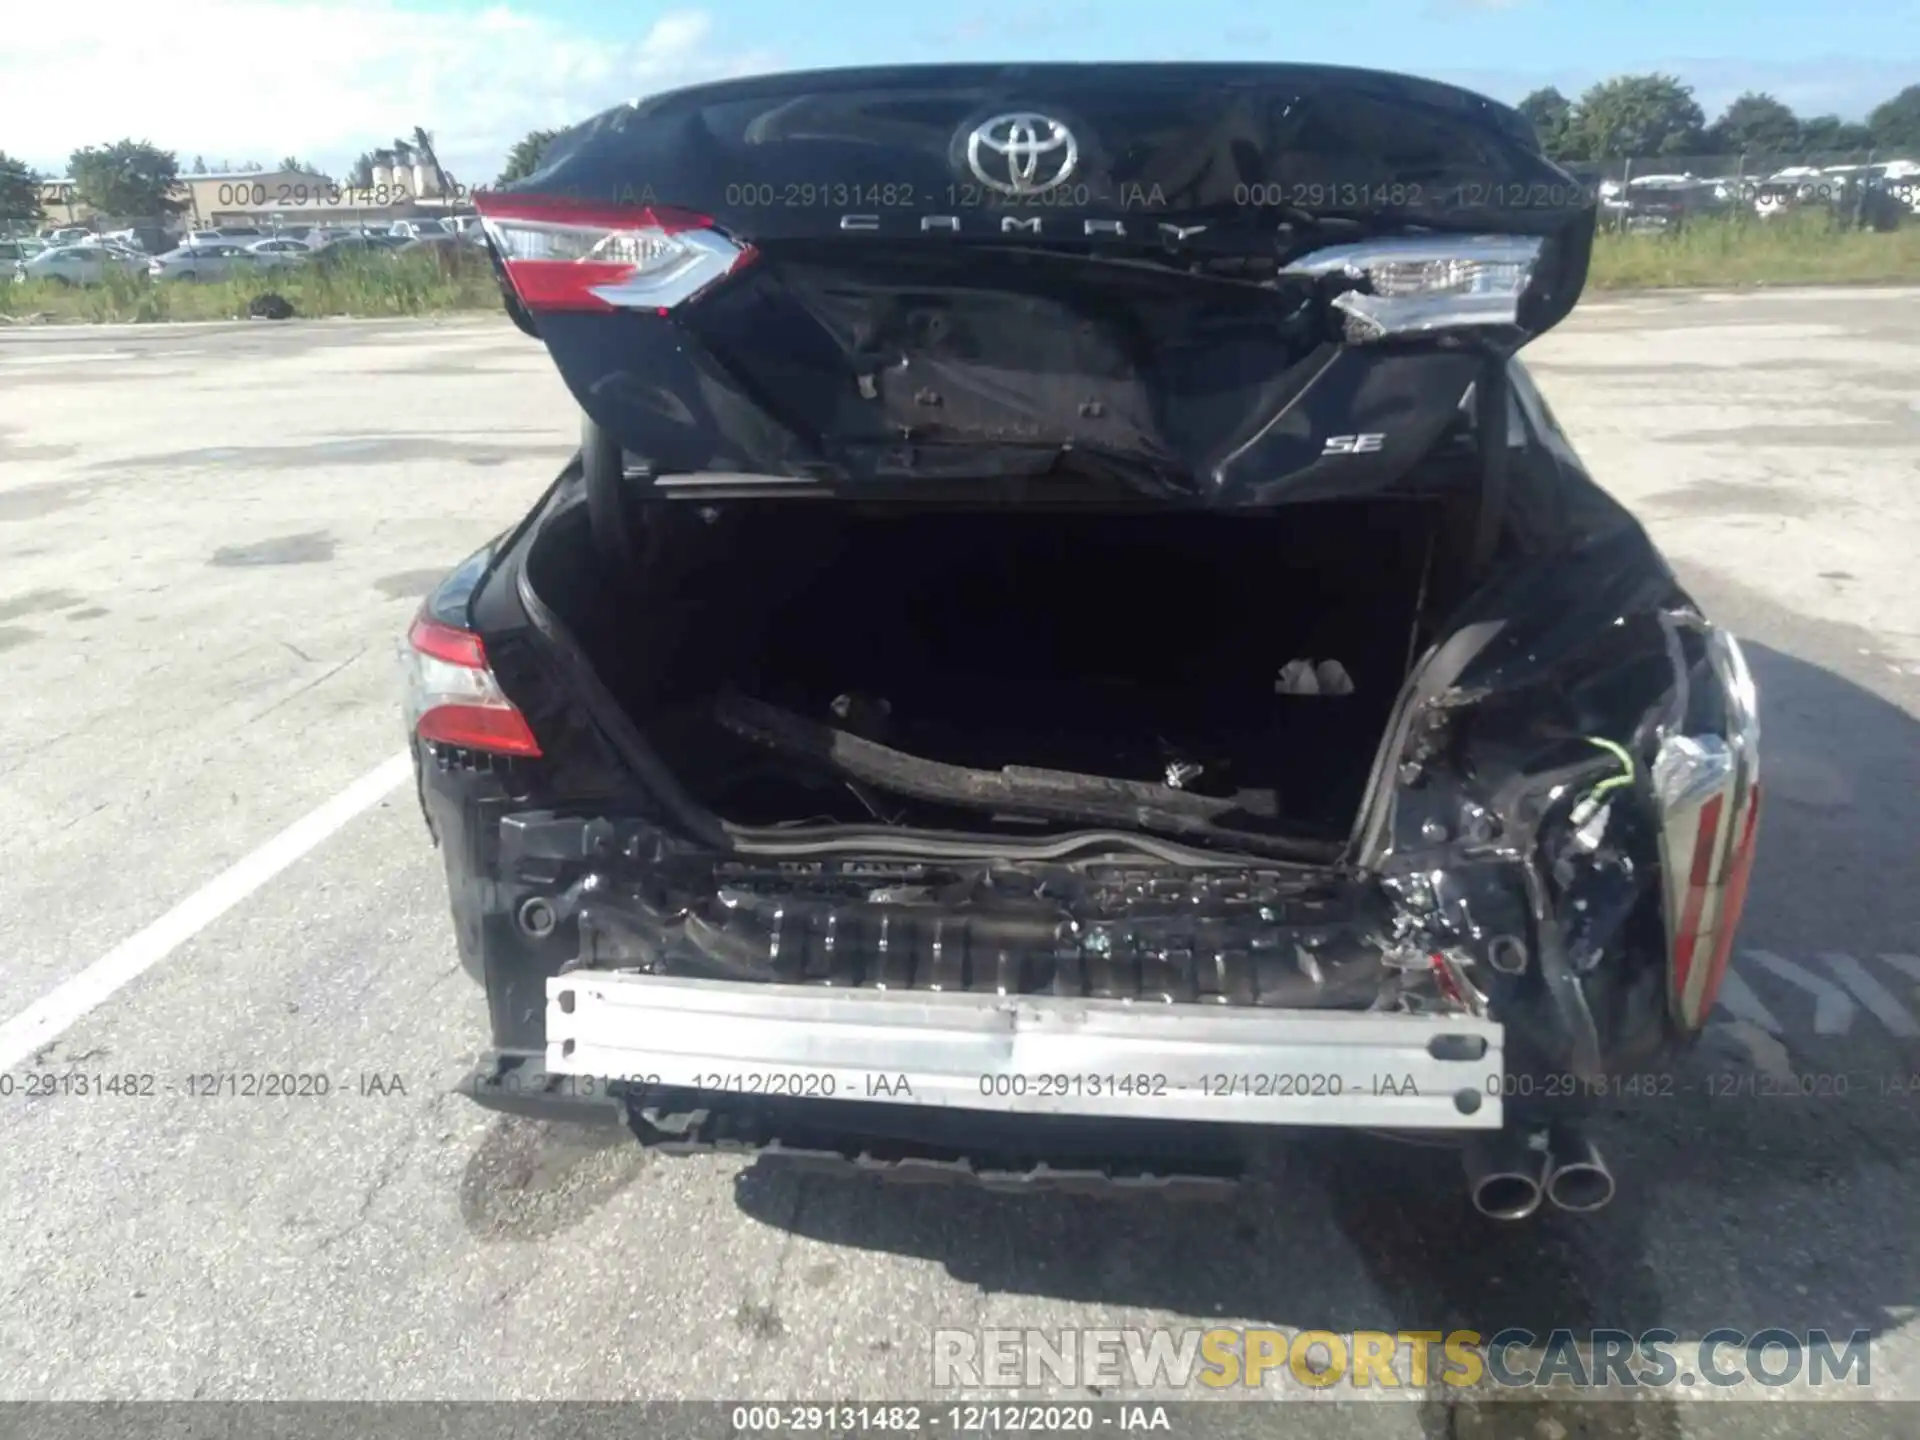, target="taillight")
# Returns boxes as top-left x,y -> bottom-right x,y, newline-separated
471,192 -> 755,313
1652,627 -> 1761,1030
402,615 -> 542,757
1695,782 -> 1761,1016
